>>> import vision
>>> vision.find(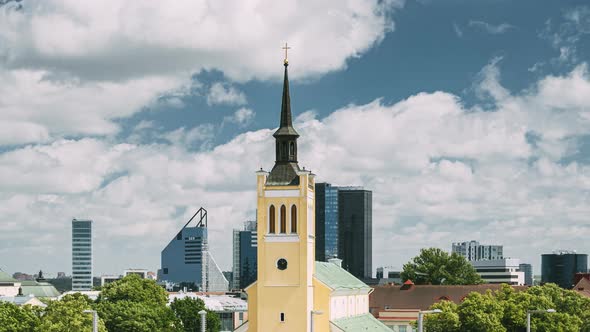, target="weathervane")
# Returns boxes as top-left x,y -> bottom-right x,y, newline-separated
282,42 -> 291,65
